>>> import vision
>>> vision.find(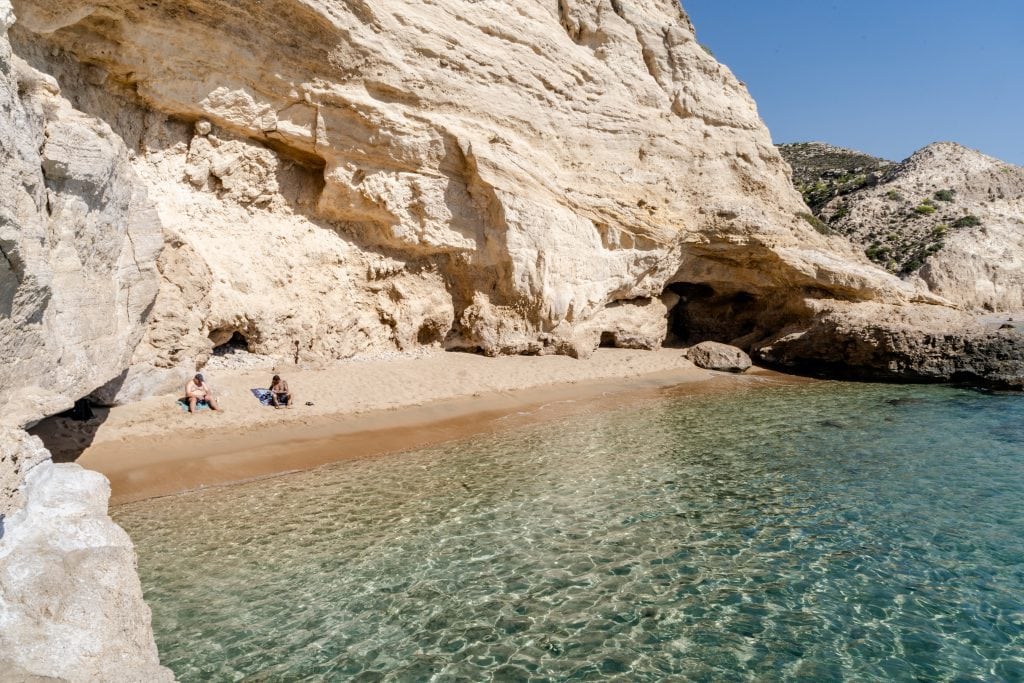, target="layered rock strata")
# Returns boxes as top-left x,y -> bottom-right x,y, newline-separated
757,301 -> 1024,386
12,0 -> 992,402
0,1 -> 1022,676
0,1 -> 161,425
